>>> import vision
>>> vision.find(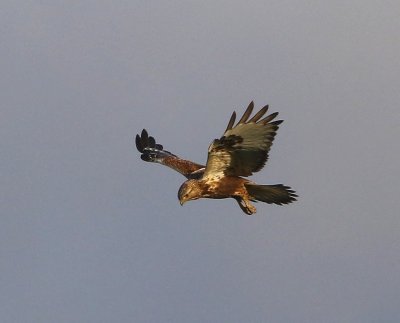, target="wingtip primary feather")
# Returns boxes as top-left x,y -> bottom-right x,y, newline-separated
261,112 -> 279,124
148,136 -> 156,148
237,101 -> 254,124
225,111 -> 237,132
270,119 -> 283,126
141,129 -> 149,144
249,105 -> 269,123
135,134 -> 144,152
136,129 -> 157,152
